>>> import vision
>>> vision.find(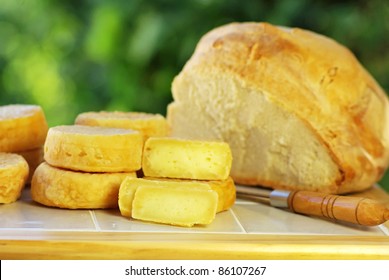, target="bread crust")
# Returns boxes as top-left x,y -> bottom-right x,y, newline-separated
169,22 -> 389,193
